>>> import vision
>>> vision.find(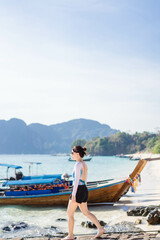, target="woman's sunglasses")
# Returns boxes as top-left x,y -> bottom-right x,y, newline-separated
71,149 -> 77,154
